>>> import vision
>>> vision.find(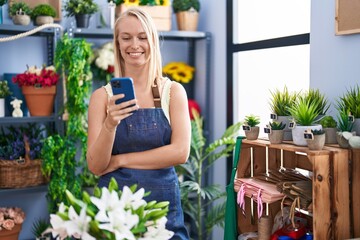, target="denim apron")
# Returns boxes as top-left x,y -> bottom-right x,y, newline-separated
98,107 -> 189,240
